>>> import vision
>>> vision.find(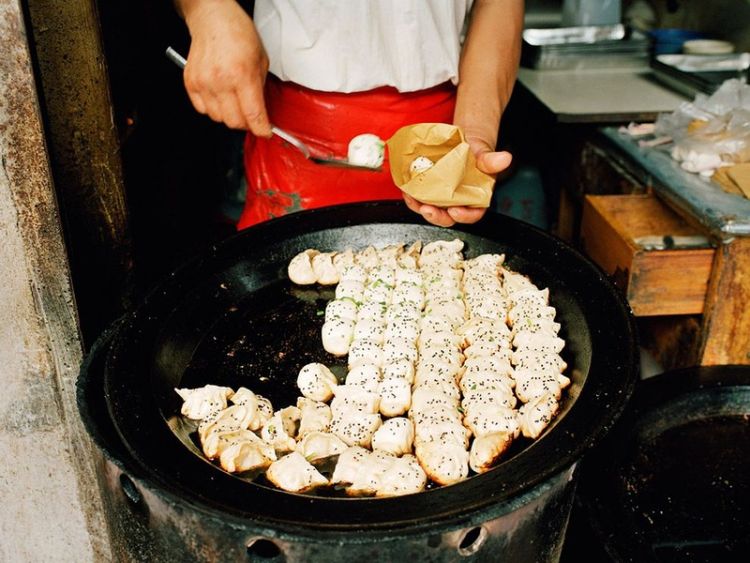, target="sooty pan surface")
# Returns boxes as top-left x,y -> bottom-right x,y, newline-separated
104,201 -> 638,533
